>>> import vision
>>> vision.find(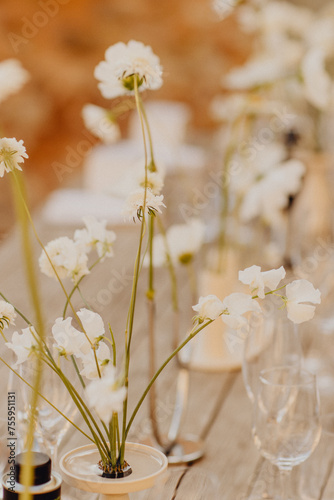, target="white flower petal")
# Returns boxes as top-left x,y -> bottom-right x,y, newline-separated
77,308 -> 105,344
286,280 -> 321,305
221,314 -> 248,330
0,137 -> 28,177
286,302 -> 316,324
85,365 -> 127,422
222,292 -> 262,316
39,237 -> 89,283
192,295 -> 225,321
0,301 -> 16,328
261,266 -> 286,291
82,104 -> 121,144
5,327 -> 38,368
0,59 -> 30,104
95,40 -> 163,99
